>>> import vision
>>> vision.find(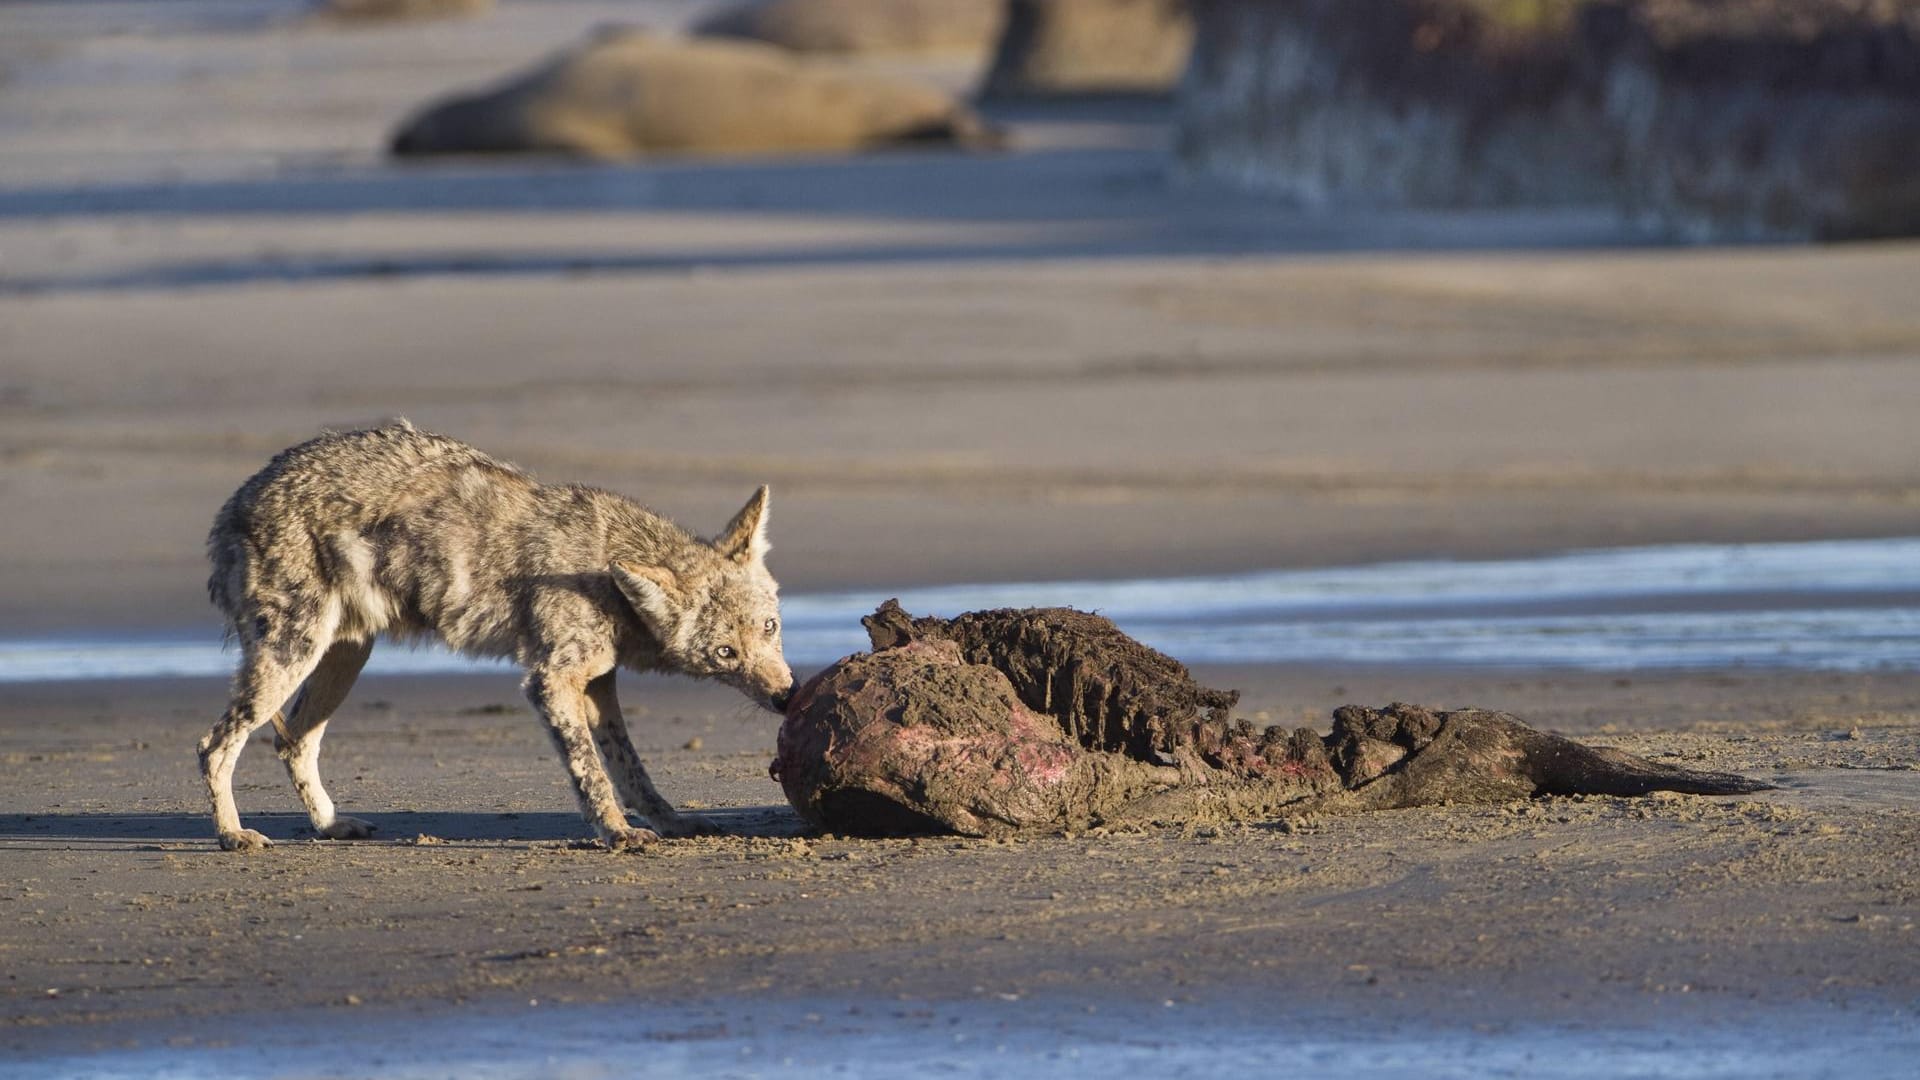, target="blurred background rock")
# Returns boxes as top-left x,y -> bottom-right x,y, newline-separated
980,0 -> 1194,98
695,0 -> 1005,59
1177,0 -> 1920,240
311,0 -> 494,23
